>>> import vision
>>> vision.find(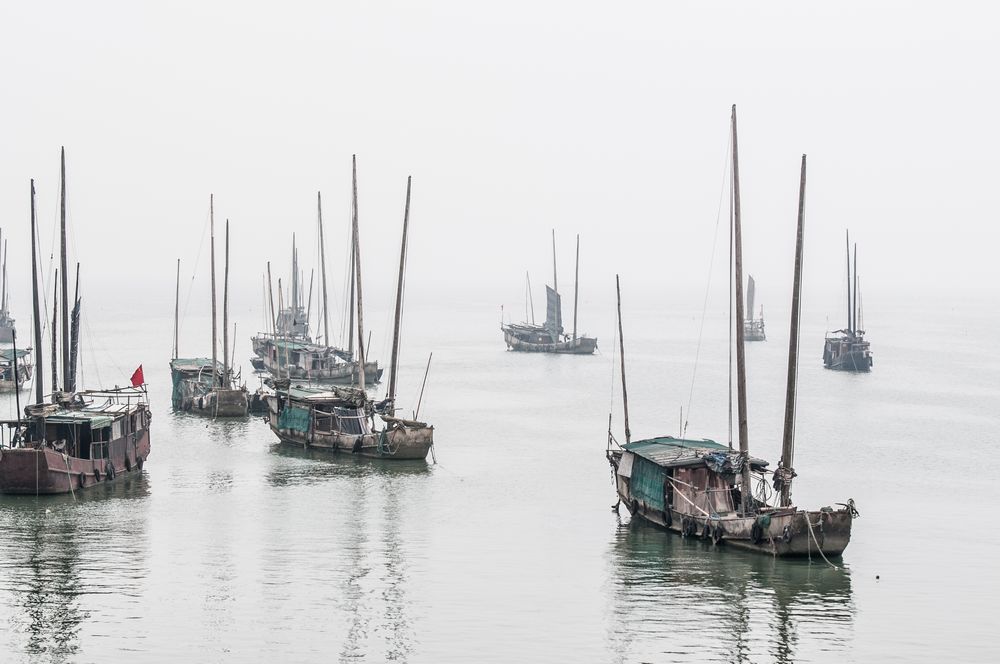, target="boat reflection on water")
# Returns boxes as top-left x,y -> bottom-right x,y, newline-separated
0,473 -> 150,658
606,517 -> 854,663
